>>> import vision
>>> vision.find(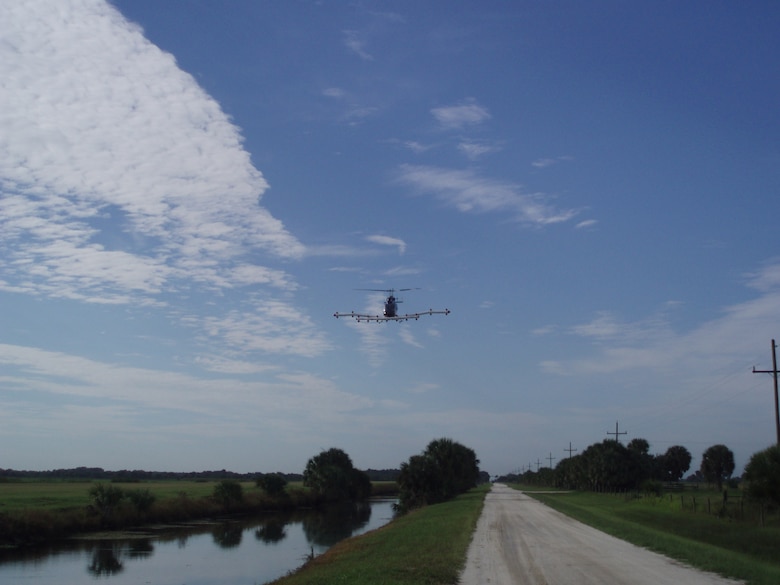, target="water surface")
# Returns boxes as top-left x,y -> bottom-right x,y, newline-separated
0,498 -> 396,585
